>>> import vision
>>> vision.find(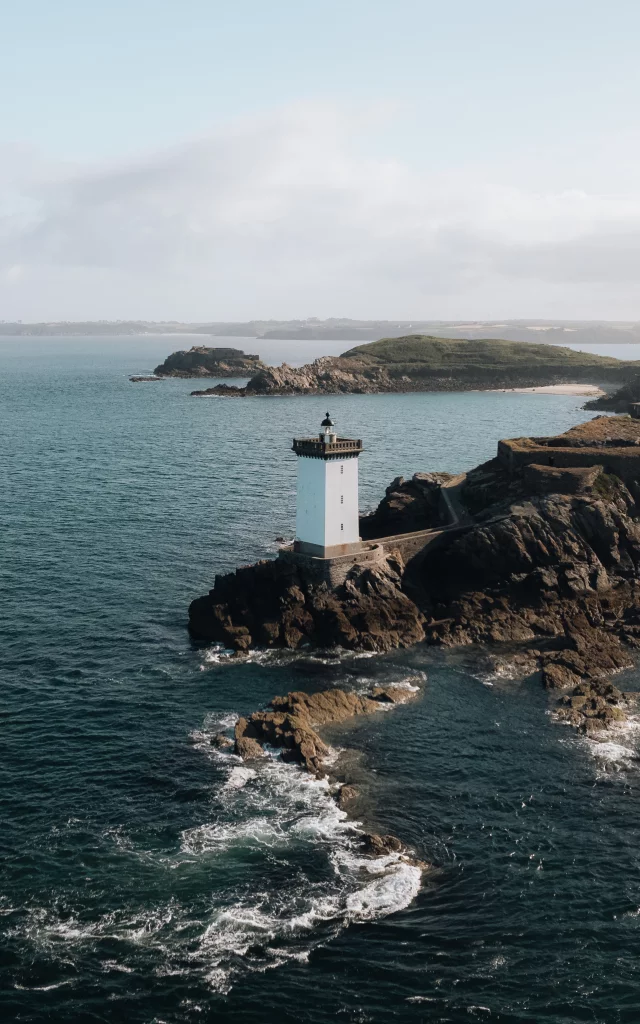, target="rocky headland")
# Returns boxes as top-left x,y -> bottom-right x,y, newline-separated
585,374 -> 640,413
190,415 -> 640,737
190,335 -> 638,397
154,346 -> 264,378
